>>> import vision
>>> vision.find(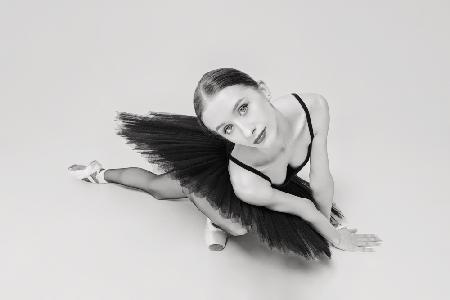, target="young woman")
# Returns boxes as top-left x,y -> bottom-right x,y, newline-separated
68,68 -> 381,260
